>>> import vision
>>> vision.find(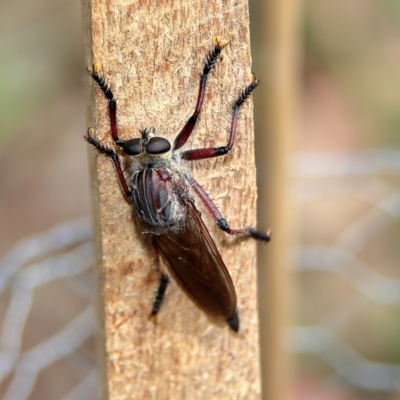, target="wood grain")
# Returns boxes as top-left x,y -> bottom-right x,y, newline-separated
82,1 -> 261,398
